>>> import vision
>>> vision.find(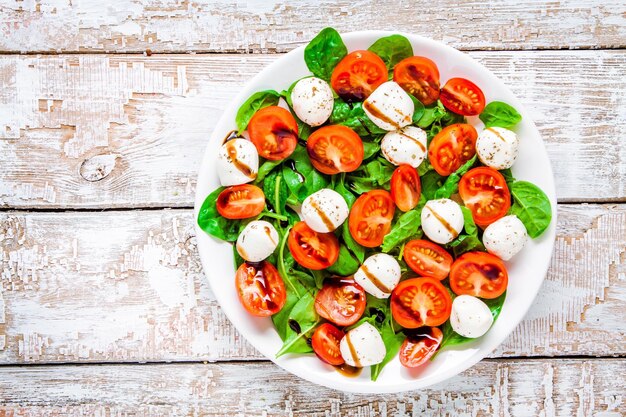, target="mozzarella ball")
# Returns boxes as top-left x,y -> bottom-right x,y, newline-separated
354,253 -> 401,299
363,81 -> 414,131
301,188 -> 349,233
450,295 -> 494,338
290,77 -> 334,127
340,322 -> 386,367
476,127 -> 519,170
381,126 -> 428,168
236,220 -> 279,262
217,138 -> 259,186
483,215 -> 528,261
421,199 -> 464,244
